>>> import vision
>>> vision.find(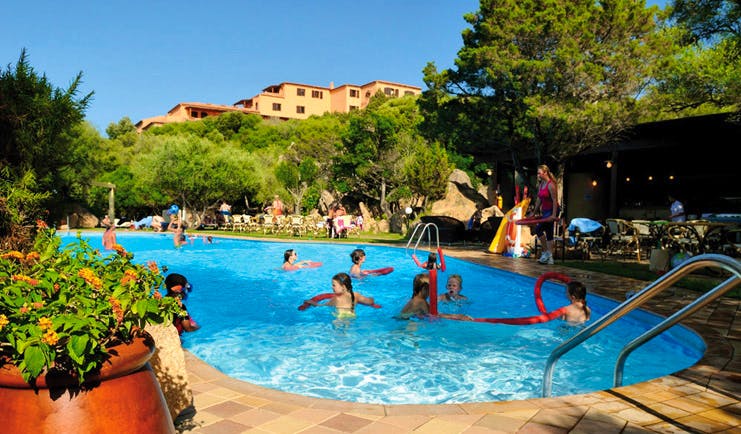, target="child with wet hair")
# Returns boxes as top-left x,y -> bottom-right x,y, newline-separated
165,273 -> 199,334
440,274 -> 467,302
561,281 -> 591,324
349,248 -> 366,277
306,272 -> 375,319
400,273 -> 472,321
399,273 -> 430,318
425,252 -> 441,270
